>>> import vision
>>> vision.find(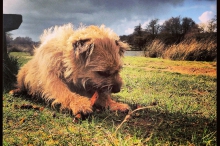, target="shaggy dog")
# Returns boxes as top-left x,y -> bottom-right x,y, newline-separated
10,24 -> 130,116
